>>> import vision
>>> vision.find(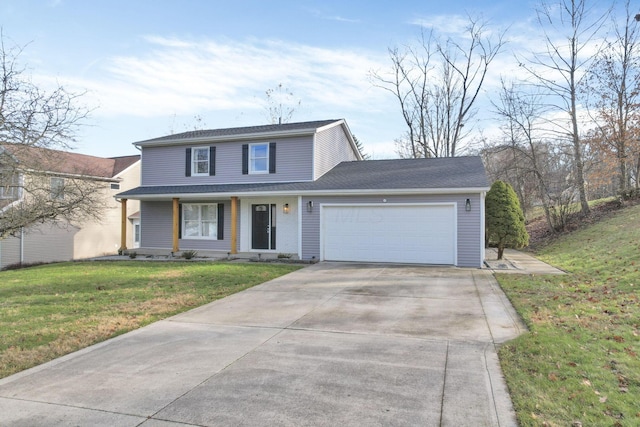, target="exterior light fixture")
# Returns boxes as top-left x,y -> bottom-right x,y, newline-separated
307,200 -> 314,212
465,198 -> 471,212
283,203 -> 290,214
